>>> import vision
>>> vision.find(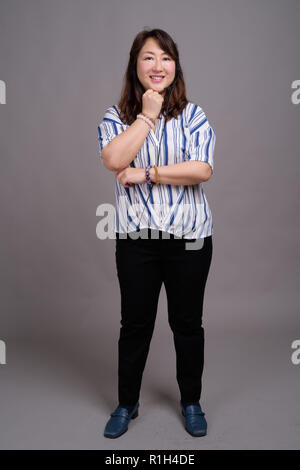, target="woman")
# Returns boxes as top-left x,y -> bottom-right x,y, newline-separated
97,28 -> 216,438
